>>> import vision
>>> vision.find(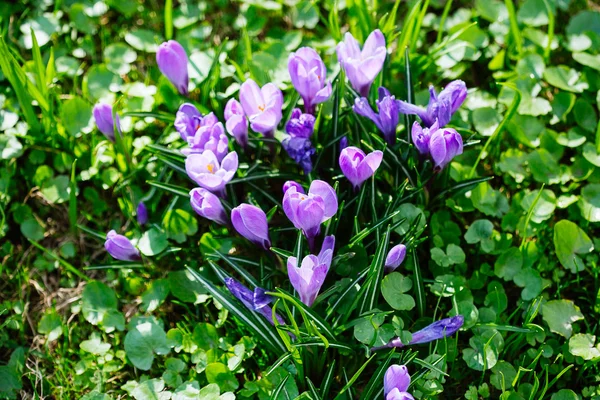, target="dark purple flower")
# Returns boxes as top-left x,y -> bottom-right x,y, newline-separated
283,180 -> 337,245
105,230 -> 141,261
411,119 -> 439,155
353,87 -> 400,145
285,108 -> 316,138
156,40 -> 189,96
231,204 -> 271,250
384,365 -> 414,400
385,244 -> 406,273
239,79 -> 283,137
288,47 -> 332,114
429,127 -> 463,171
190,187 -> 228,225
372,315 -> 464,351
339,136 -> 349,151
287,236 -> 335,306
185,150 -> 238,196
93,103 -> 120,142
339,146 -> 383,190
283,181 -> 305,194
398,80 -> 467,128
225,278 -> 285,325
282,136 -> 316,175
136,202 -> 148,225
336,30 -> 387,97
224,98 -> 249,148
